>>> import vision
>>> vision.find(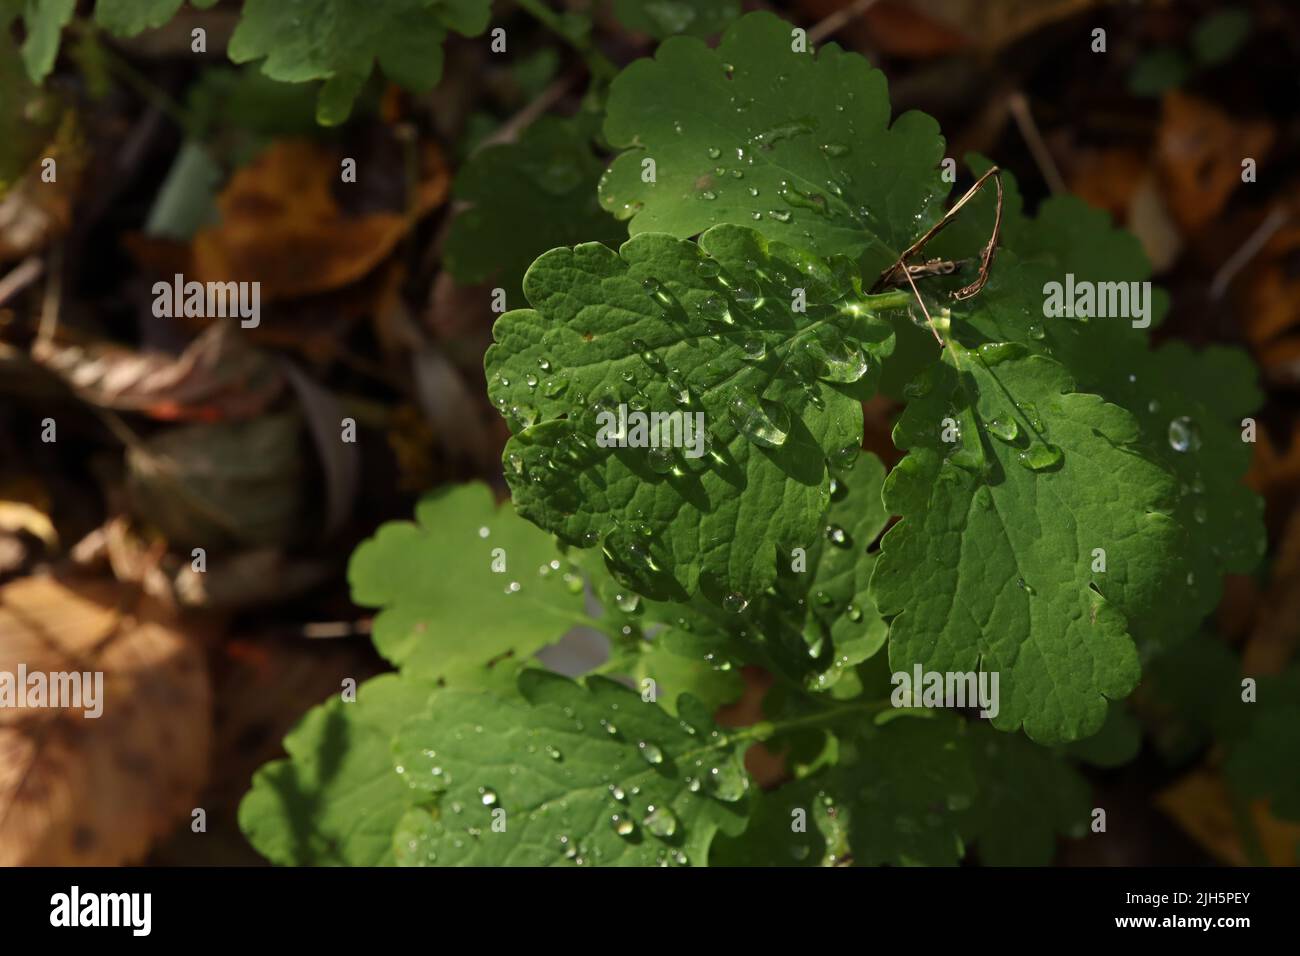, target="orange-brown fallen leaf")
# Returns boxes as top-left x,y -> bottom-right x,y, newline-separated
32,322 -> 284,423
1157,768 -> 1300,867
0,575 -> 211,865
187,139 -> 448,302
0,114 -> 86,265
1156,91 -> 1275,235
1242,218 -> 1300,364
